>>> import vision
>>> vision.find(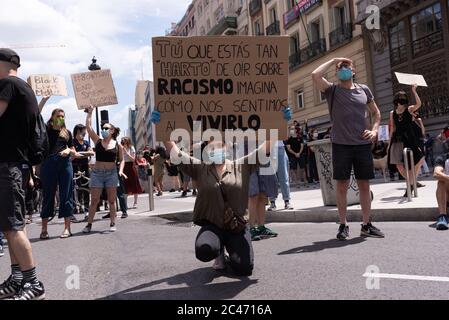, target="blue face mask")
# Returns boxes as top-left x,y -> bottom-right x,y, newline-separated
101,129 -> 110,139
337,67 -> 353,81
208,149 -> 226,164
